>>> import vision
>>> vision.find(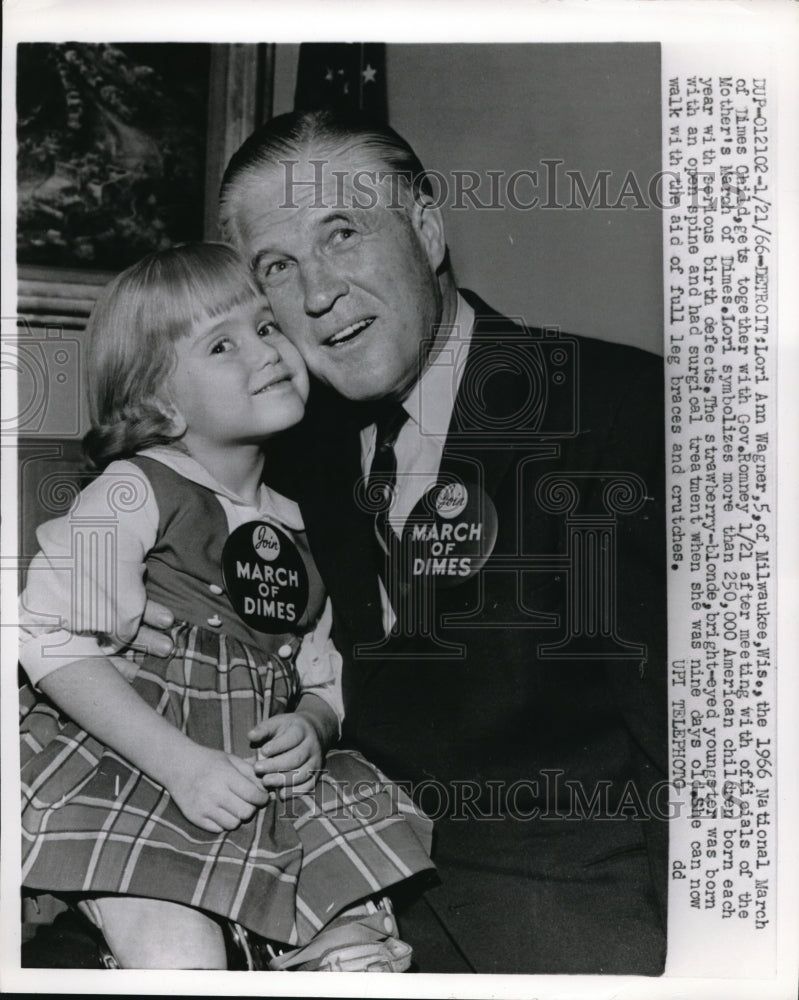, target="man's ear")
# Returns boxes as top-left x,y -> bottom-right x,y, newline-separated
411,194 -> 447,272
